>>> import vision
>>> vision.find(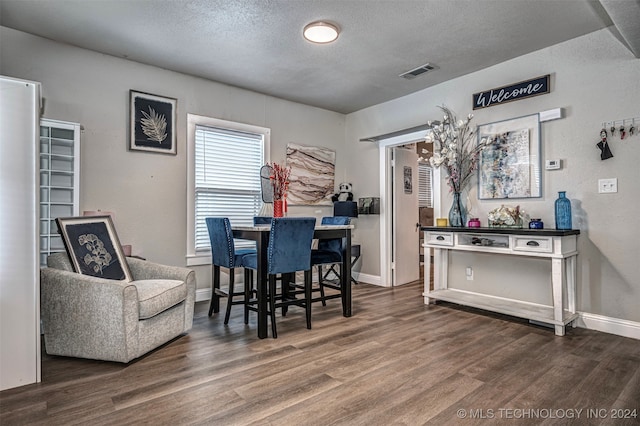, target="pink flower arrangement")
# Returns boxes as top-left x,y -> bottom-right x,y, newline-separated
269,162 -> 290,201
